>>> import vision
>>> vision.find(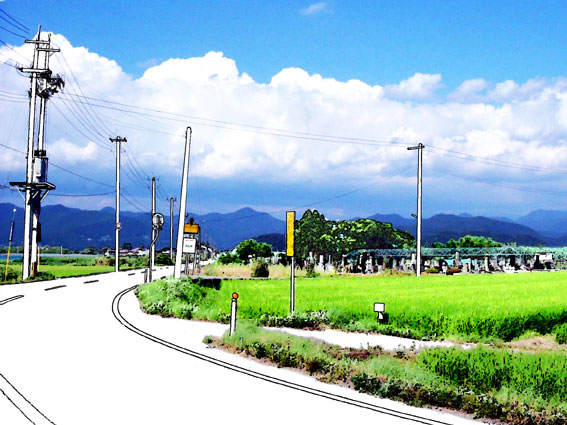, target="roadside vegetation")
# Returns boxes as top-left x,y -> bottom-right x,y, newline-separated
208,325 -> 567,424
0,254 -> 169,284
136,275 -> 567,424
